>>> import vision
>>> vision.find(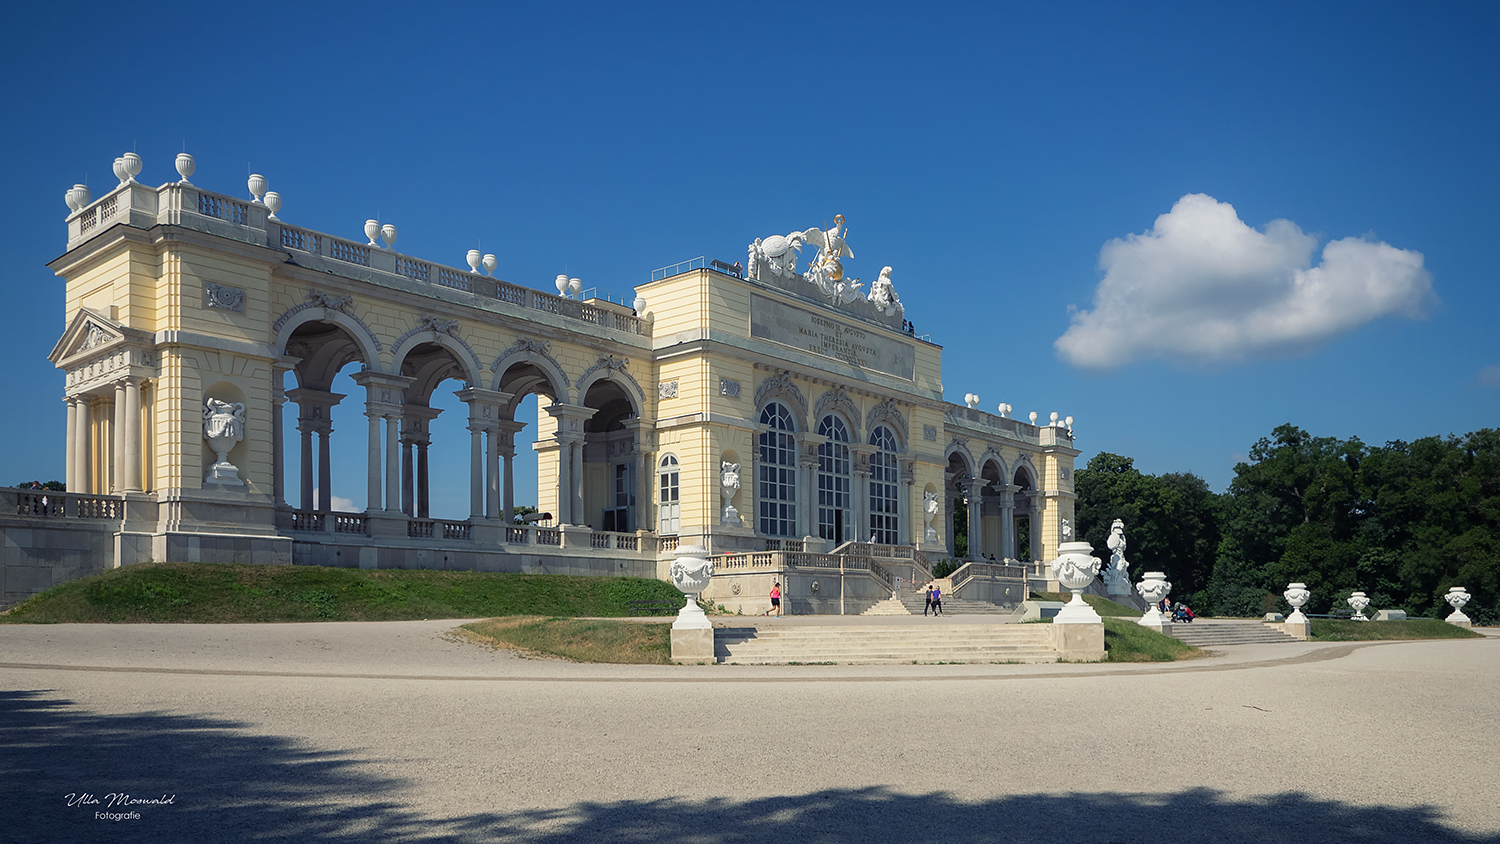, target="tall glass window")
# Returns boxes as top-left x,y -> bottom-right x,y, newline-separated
658,455 -> 679,535
869,425 -> 899,545
758,403 -> 797,537
817,415 -> 851,543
